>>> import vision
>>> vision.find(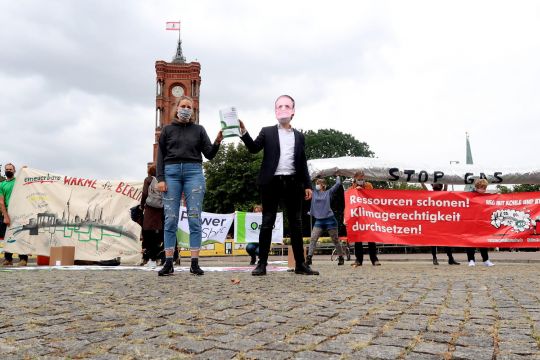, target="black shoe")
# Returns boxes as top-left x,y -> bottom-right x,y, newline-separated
306,255 -> 313,266
249,256 -> 257,265
372,260 -> 381,266
252,263 -> 267,276
448,259 -> 460,265
338,256 -> 344,266
158,259 -> 174,276
352,259 -> 362,266
190,258 -> 204,275
295,263 -> 319,275
433,258 -> 439,266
